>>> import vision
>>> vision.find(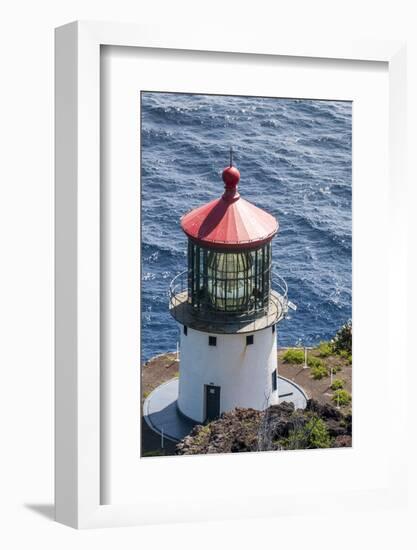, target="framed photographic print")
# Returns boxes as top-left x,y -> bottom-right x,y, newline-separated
55,21 -> 407,528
